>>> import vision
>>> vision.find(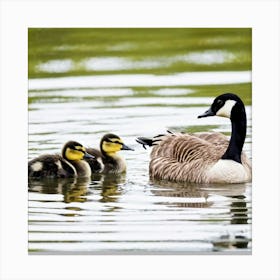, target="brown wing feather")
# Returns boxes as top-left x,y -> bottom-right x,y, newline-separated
149,133 -> 251,183
193,132 -> 229,145
151,133 -> 227,161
